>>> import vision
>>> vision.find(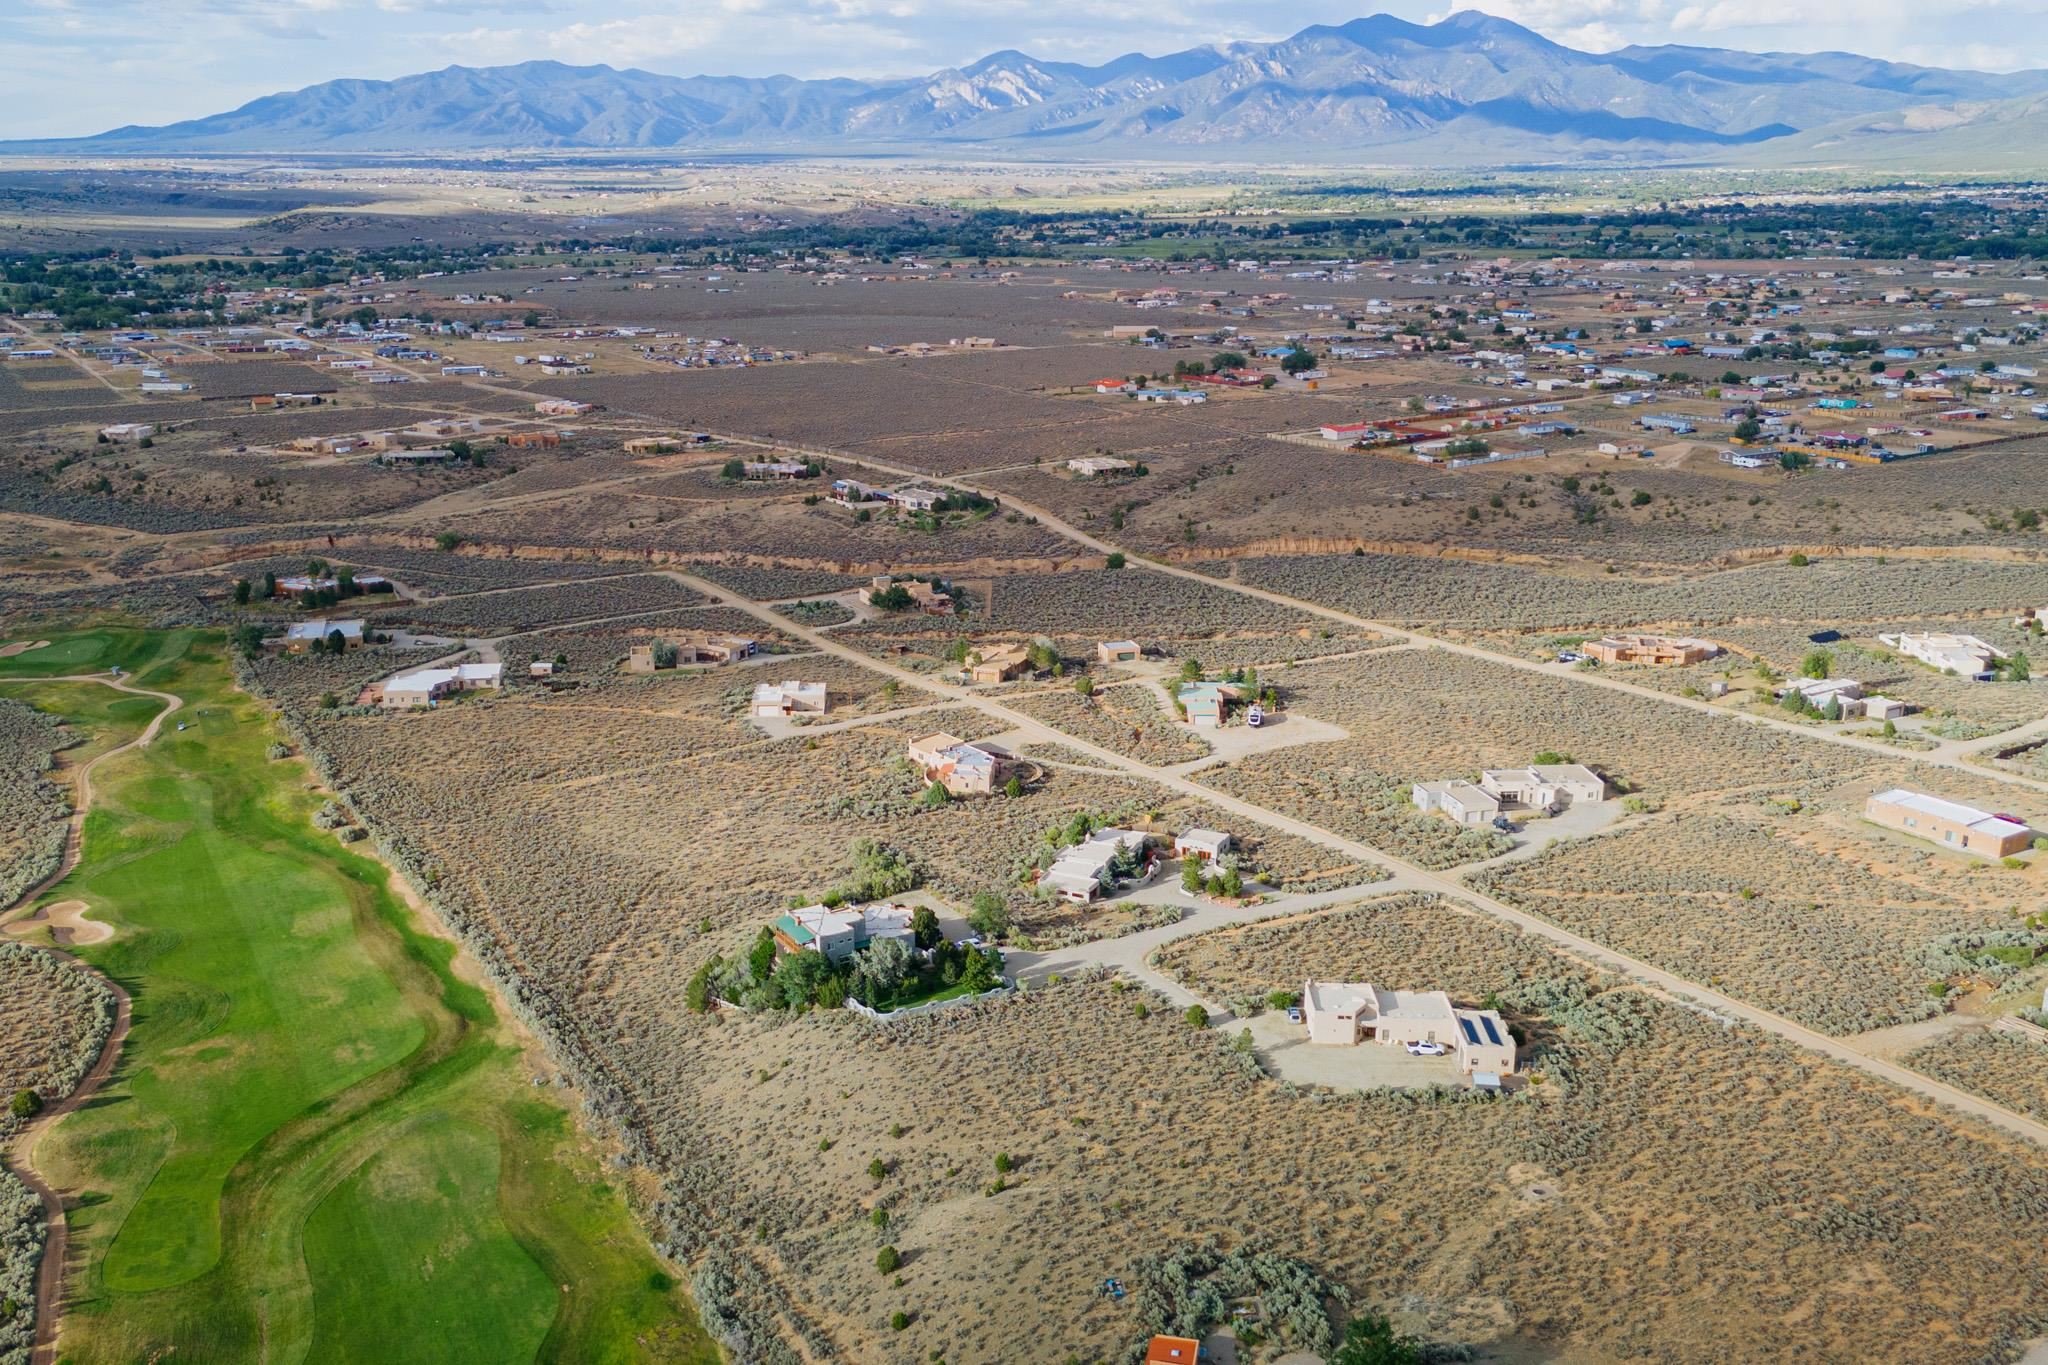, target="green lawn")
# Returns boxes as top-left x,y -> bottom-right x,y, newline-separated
11,627 -> 717,1365
303,1115 -> 555,1365
0,625 -> 197,680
